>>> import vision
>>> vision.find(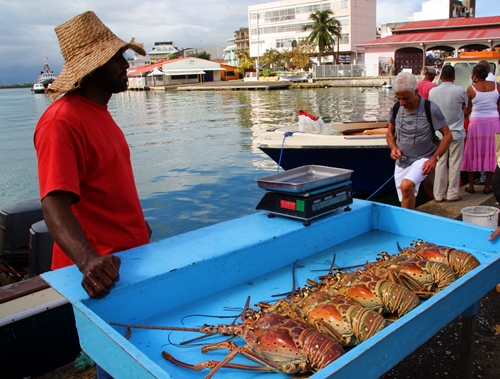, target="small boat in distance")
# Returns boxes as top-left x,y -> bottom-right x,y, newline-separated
31,57 -> 57,94
31,82 -> 46,94
381,81 -> 393,89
